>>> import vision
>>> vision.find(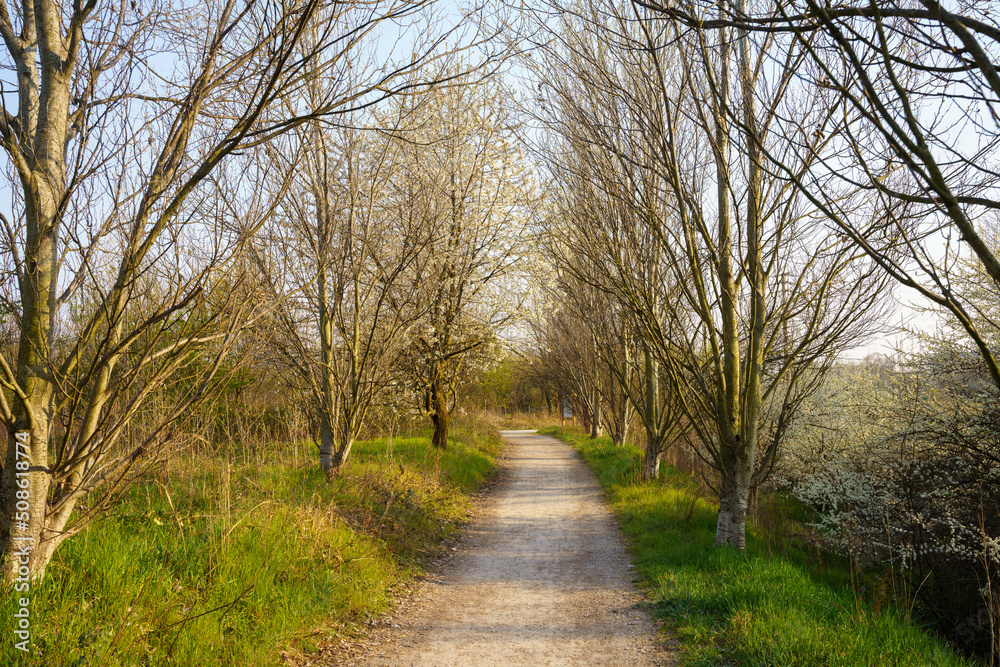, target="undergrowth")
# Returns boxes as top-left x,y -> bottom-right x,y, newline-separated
541,425 -> 972,667
1,417 -> 502,666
